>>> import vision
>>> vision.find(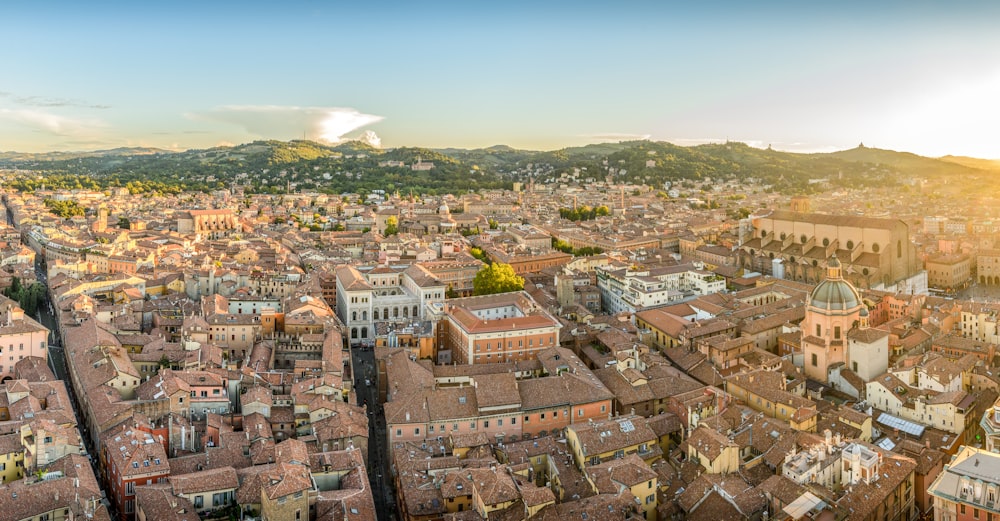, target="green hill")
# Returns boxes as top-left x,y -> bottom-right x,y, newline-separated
1,139 -> 996,197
